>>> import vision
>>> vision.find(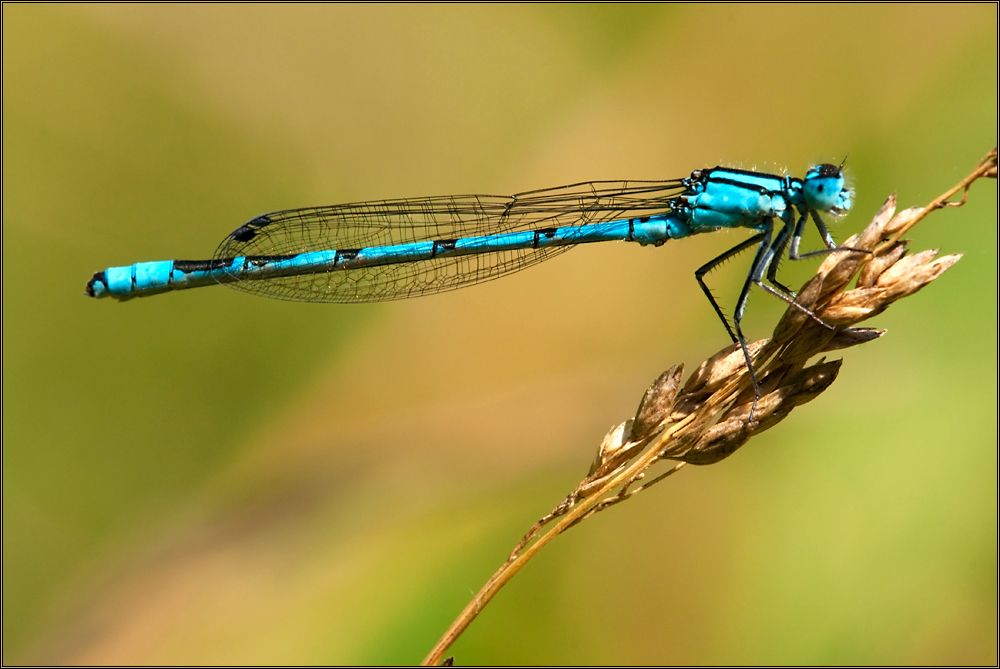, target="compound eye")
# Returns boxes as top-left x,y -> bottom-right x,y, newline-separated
803,164 -> 847,211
